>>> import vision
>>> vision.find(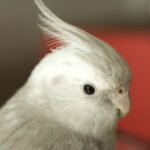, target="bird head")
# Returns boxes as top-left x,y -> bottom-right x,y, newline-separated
30,0 -> 131,137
